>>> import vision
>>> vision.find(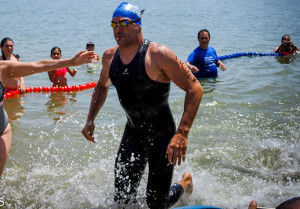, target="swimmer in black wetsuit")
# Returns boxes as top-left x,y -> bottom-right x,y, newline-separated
81,2 -> 203,208
0,51 -> 96,180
